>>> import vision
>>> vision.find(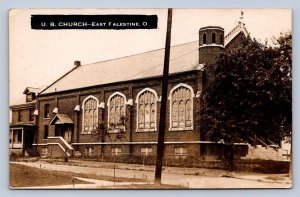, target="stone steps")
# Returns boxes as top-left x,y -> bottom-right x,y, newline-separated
241,145 -> 289,161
